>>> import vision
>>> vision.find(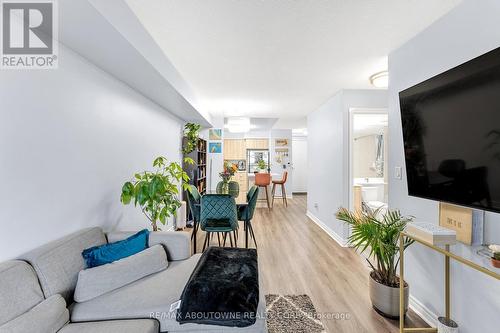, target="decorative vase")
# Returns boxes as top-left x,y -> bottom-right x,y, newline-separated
221,180 -> 229,194
437,317 -> 459,333
369,271 -> 409,319
228,181 -> 240,198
